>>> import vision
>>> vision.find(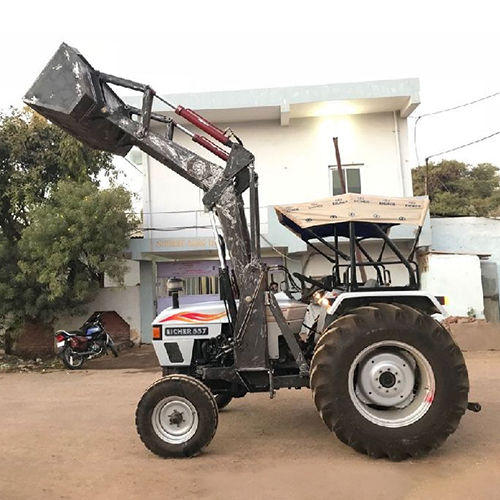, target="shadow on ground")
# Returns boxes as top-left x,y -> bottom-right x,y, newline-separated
85,344 -> 159,372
